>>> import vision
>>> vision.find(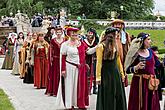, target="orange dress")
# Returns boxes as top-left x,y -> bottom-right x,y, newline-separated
34,45 -> 48,88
